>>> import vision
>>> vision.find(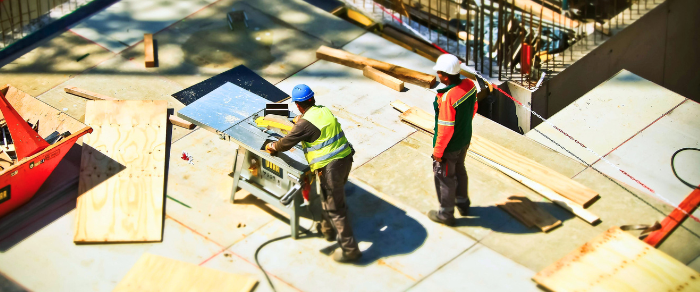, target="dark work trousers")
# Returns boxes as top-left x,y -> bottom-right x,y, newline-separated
433,145 -> 470,220
318,154 -> 360,255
